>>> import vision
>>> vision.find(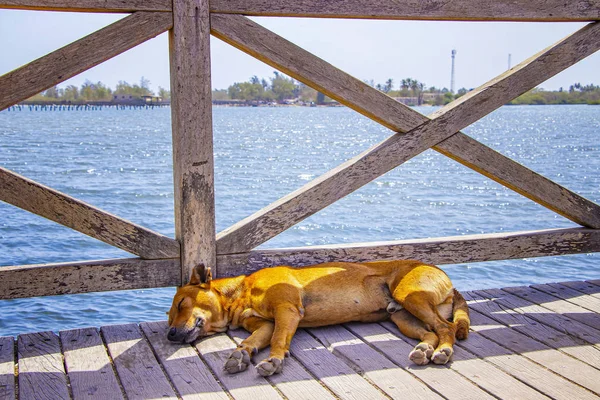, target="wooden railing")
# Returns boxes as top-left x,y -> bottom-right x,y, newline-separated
2,0 -> 600,299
